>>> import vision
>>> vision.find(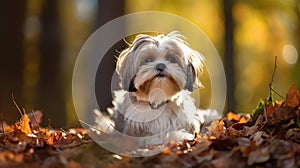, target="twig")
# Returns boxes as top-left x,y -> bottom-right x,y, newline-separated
12,94 -> 23,116
12,94 -> 21,115
269,56 -> 284,100
269,56 -> 277,90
